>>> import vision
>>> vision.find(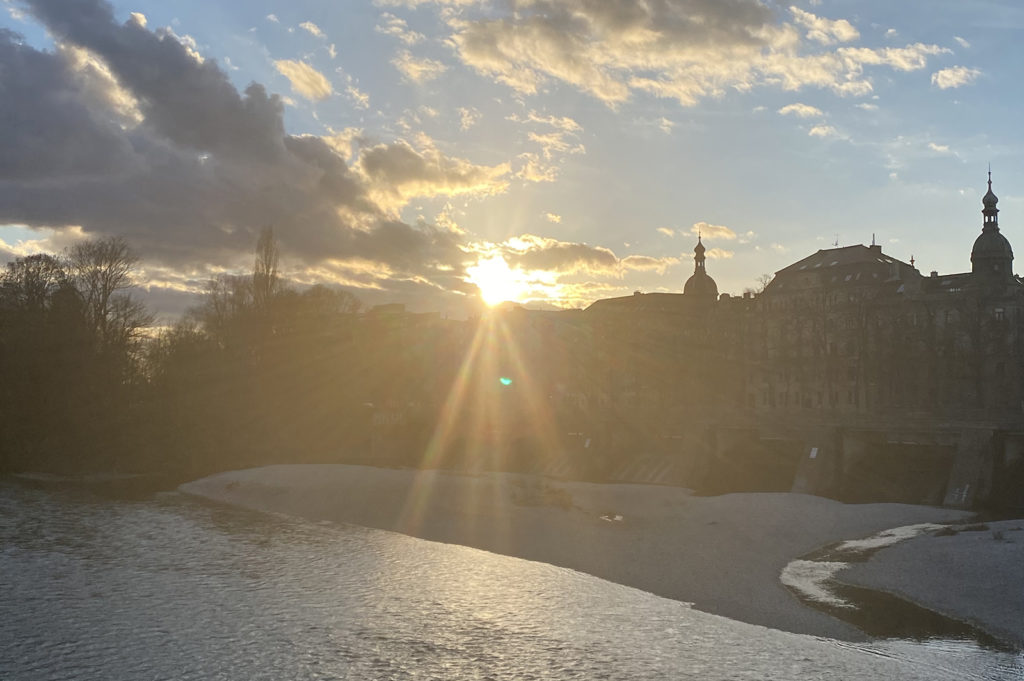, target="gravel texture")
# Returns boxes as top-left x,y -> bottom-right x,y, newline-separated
839,519 -> 1024,647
